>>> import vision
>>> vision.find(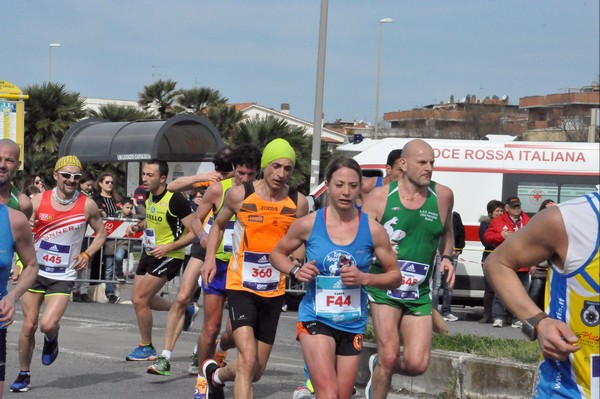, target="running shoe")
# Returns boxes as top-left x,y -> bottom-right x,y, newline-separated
292,386 -> 311,399
194,376 -> 208,399
146,355 -> 171,376
443,313 -> 459,322
189,347 -> 200,375
511,320 -> 523,328
202,359 -> 225,399
183,303 -> 200,331
10,372 -> 31,392
42,334 -> 59,365
365,353 -> 378,399
126,344 -> 158,361
303,364 -> 314,394
492,319 -> 503,328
